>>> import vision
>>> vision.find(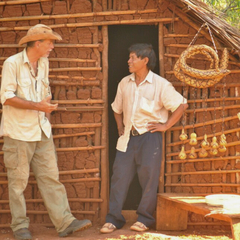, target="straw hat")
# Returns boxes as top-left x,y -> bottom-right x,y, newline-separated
19,24 -> 62,45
